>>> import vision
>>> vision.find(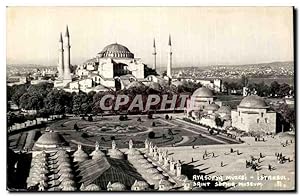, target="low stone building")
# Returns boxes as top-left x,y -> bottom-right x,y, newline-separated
231,95 -> 276,133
